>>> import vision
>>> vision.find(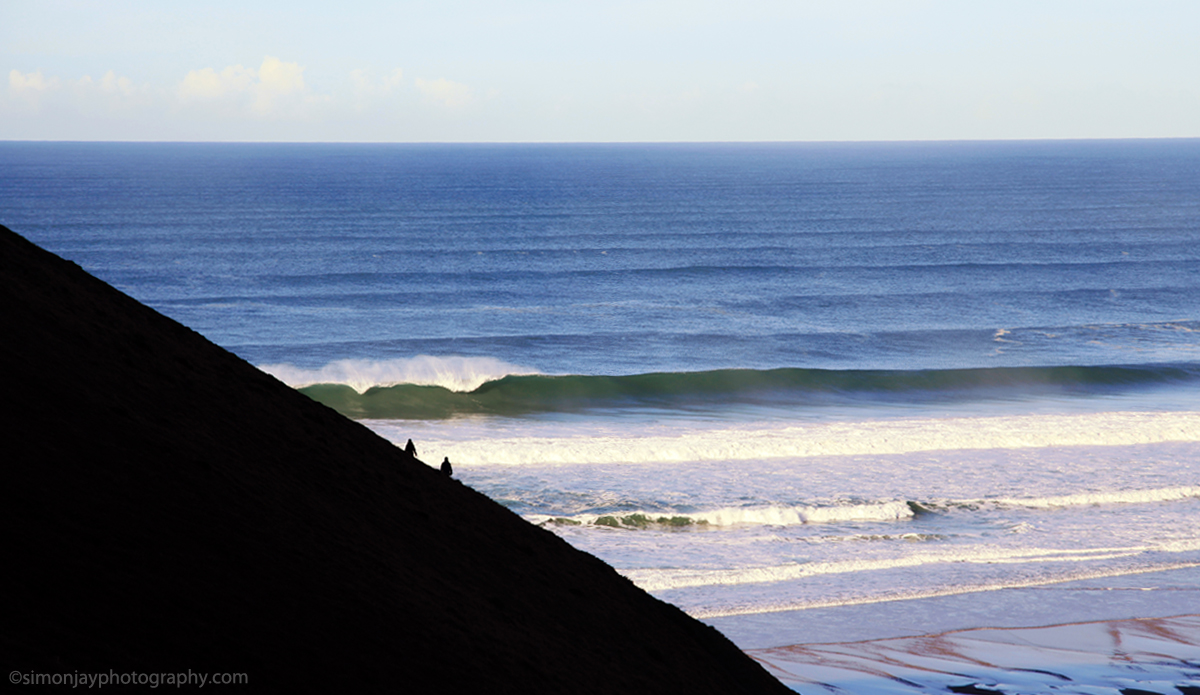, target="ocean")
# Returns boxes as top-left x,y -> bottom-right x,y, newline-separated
4,140 -> 1199,680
